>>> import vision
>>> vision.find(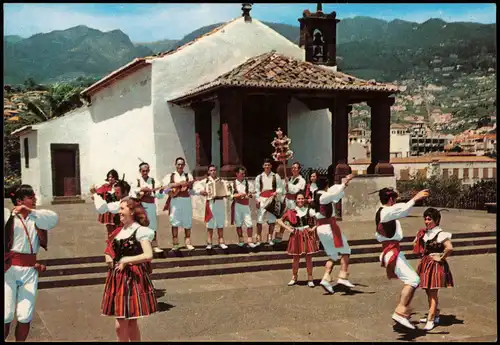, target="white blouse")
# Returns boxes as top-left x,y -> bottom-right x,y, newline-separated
114,222 -> 155,242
